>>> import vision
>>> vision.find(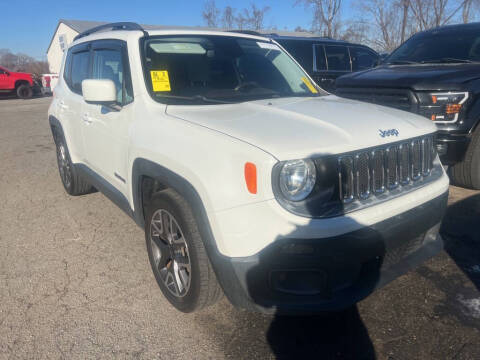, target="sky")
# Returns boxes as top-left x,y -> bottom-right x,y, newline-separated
0,0 -> 355,60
